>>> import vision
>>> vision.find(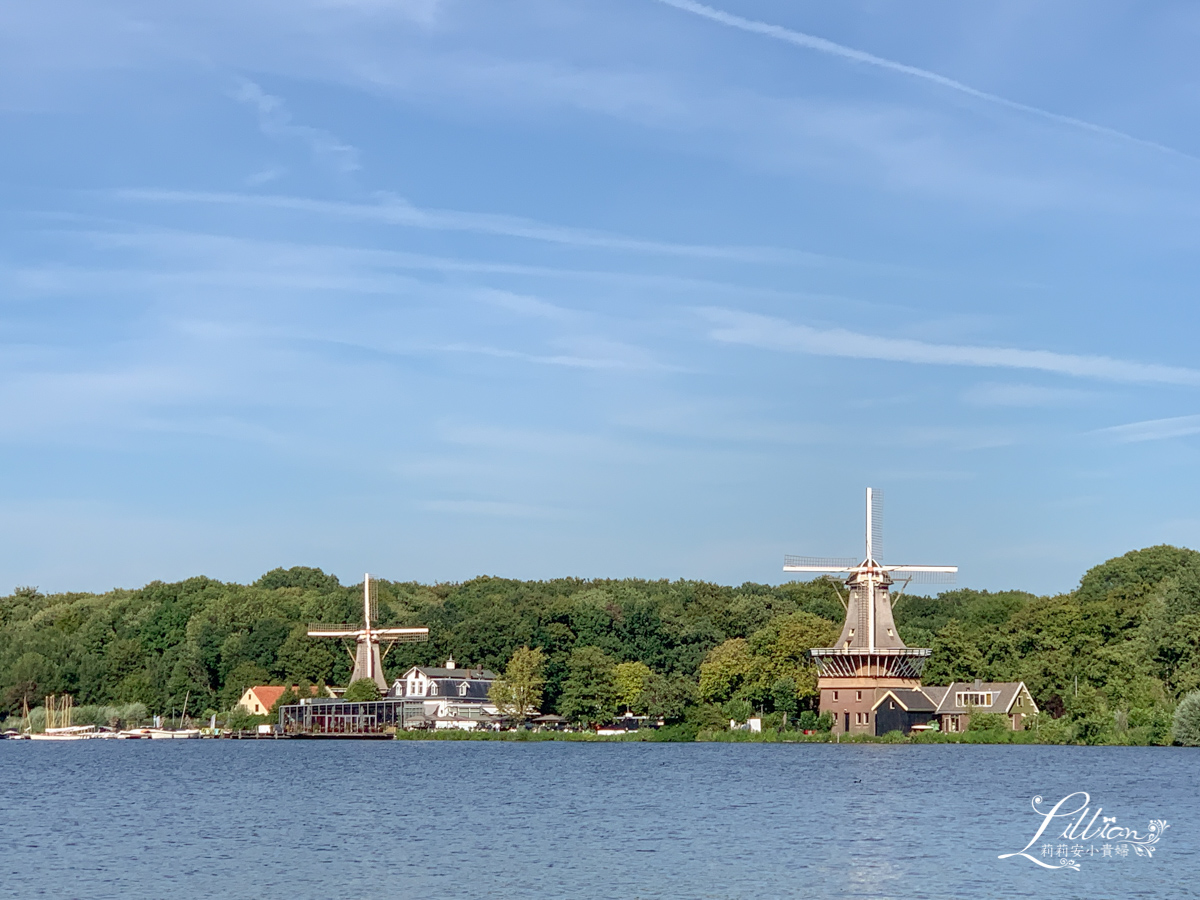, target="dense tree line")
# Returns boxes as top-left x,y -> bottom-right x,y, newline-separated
2,545 -> 1199,742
